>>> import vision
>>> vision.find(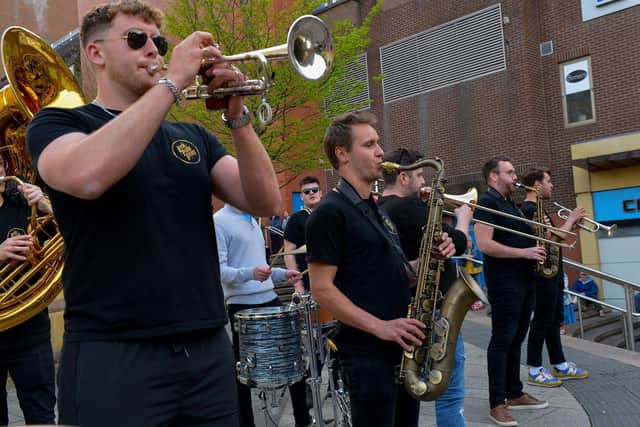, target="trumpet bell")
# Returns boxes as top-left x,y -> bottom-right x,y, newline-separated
288,15 -> 333,81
